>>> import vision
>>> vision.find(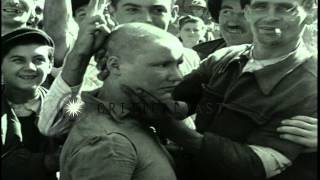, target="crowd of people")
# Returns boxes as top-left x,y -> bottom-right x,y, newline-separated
1,0 -> 318,180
